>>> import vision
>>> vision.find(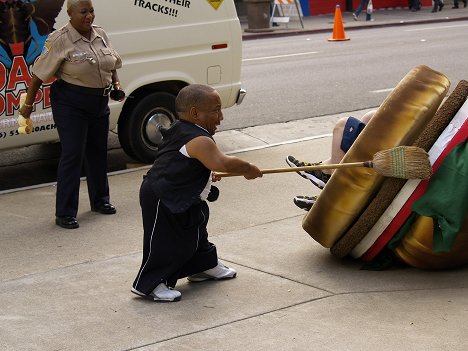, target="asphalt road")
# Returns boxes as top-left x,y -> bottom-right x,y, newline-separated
221,21 -> 468,129
1,21 -> 467,191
